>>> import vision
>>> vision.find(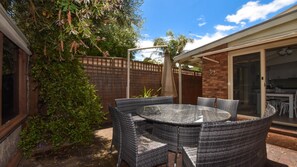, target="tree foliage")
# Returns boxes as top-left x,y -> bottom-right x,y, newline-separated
18,59 -> 104,156
153,30 -> 193,61
1,0 -> 143,156
3,0 -> 143,58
